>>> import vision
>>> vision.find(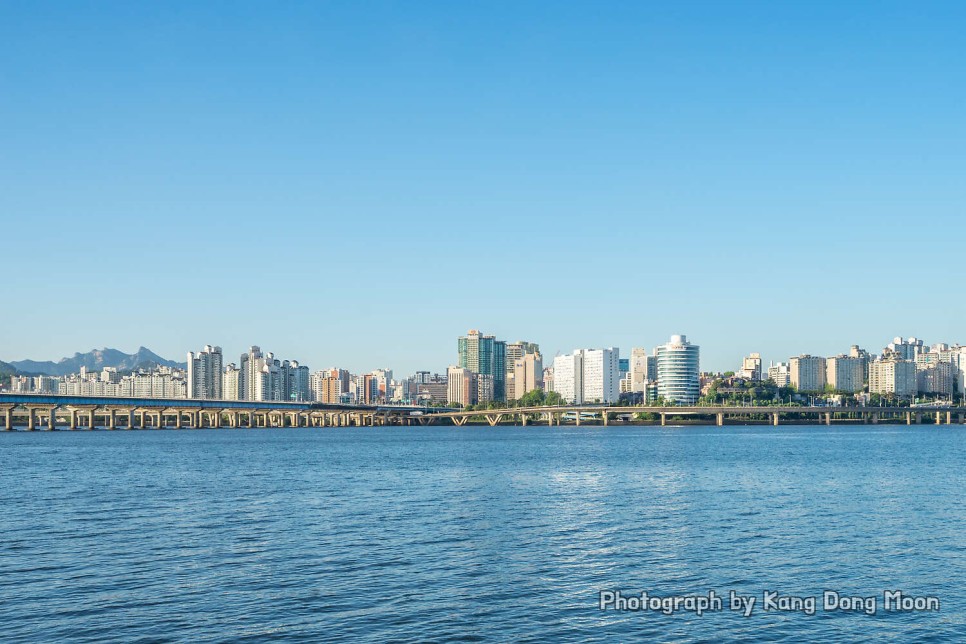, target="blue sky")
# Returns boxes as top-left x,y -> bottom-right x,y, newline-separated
1,1 -> 964,374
